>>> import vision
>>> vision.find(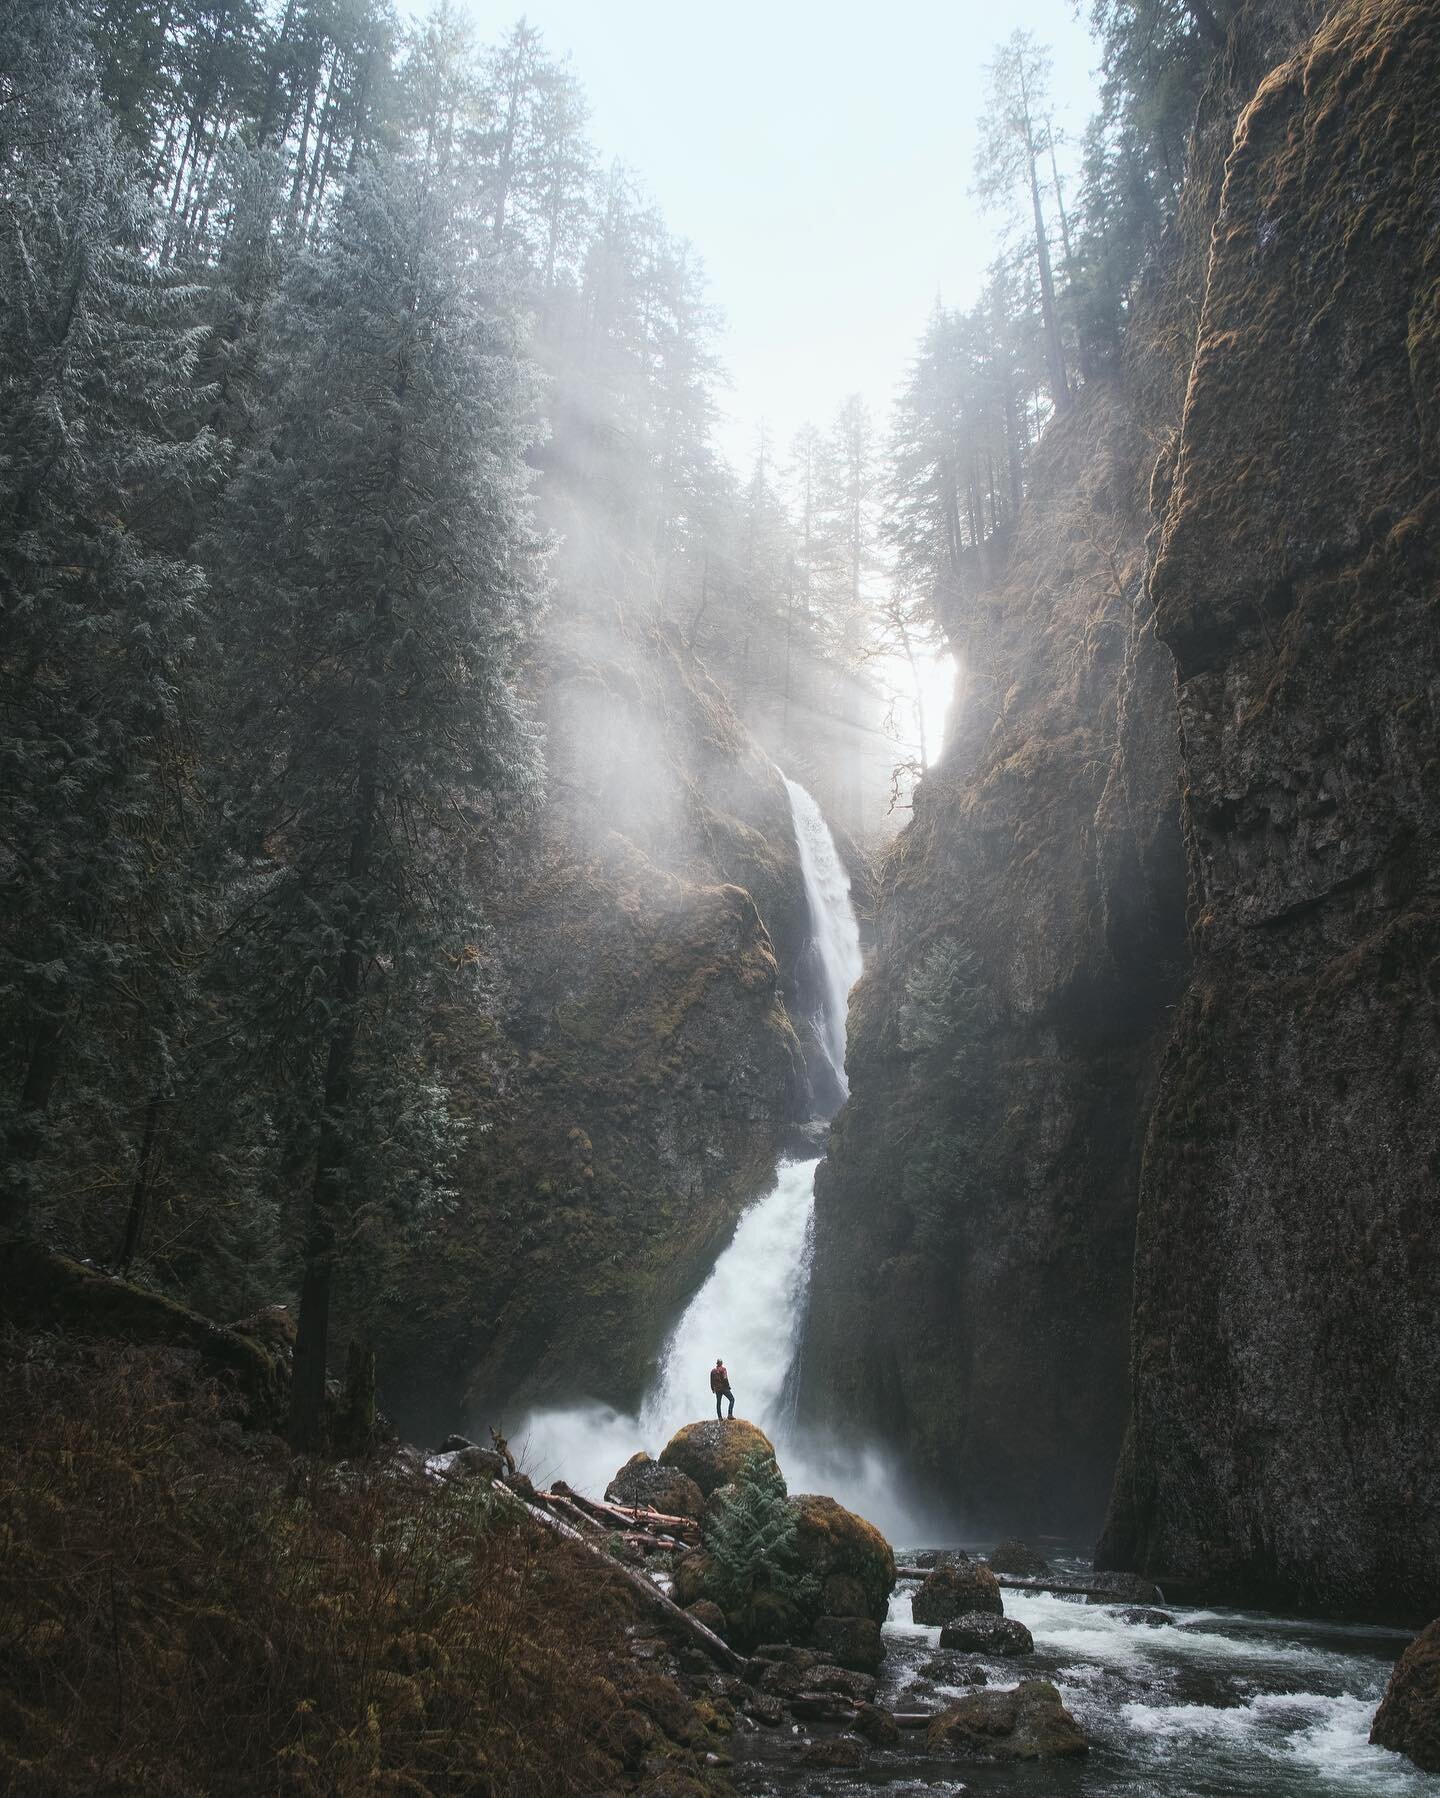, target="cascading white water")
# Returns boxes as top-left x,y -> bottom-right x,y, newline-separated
782,775 -> 863,1099
517,774 -> 926,1536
